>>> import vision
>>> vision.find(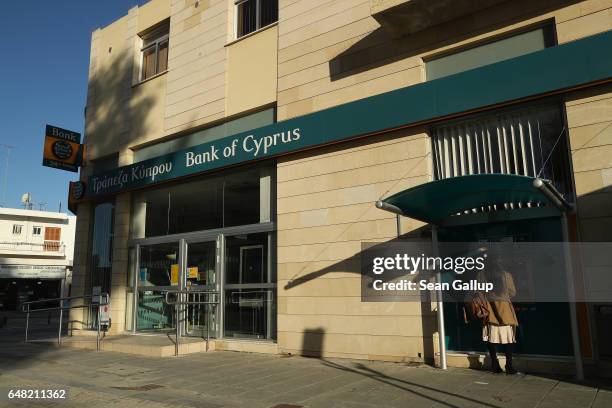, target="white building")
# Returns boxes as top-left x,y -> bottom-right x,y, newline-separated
0,208 -> 76,310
